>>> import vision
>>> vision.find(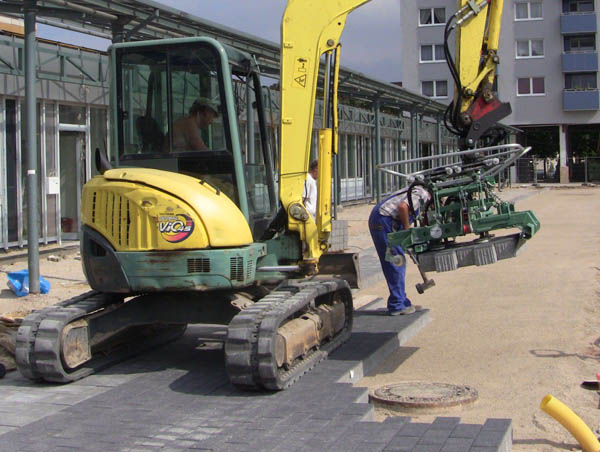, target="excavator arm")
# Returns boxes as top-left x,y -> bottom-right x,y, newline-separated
279,0 -> 512,271
279,0 -> 371,270
445,0 -> 511,149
